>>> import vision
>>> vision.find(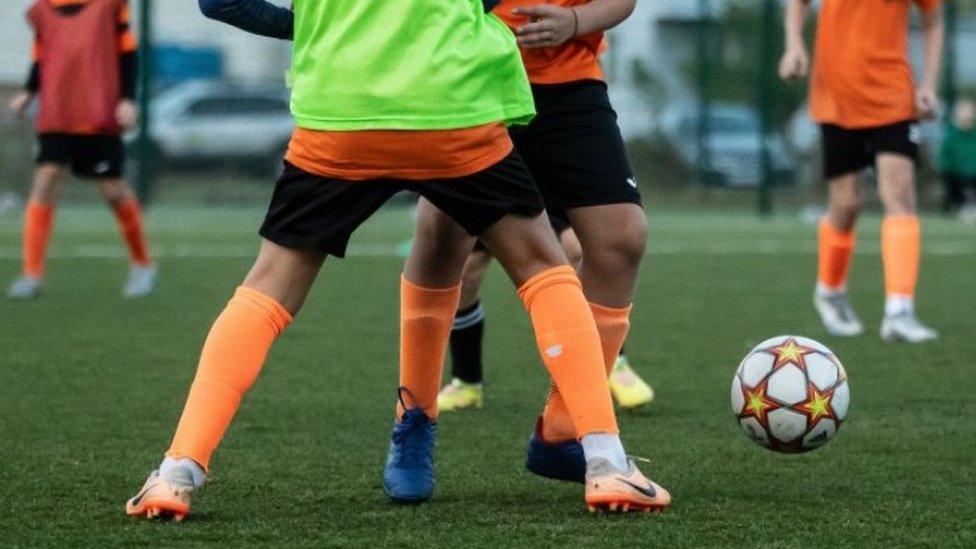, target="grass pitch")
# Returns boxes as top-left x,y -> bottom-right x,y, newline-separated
1,205 -> 974,548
